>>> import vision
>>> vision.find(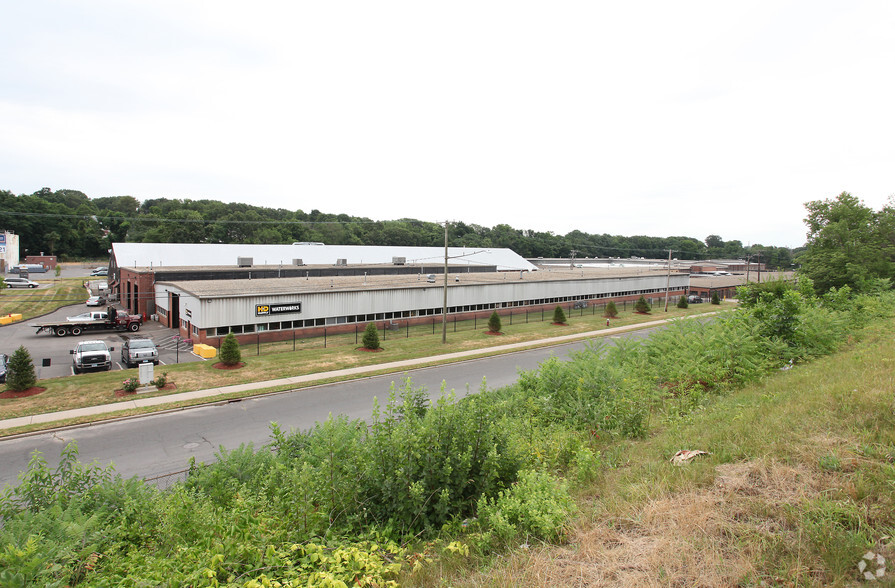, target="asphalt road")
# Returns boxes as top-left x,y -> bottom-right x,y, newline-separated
0,327 -> 658,489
